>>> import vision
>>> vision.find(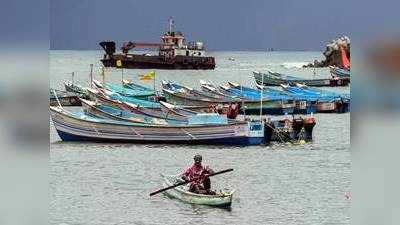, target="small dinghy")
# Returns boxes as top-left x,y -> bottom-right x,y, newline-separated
161,175 -> 234,208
